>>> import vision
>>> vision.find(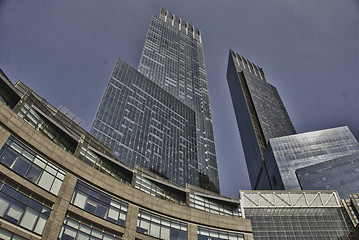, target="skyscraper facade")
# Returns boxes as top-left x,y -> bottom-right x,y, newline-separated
265,126 -> 359,198
91,9 -> 220,192
226,49 -> 296,190
227,49 -> 359,198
